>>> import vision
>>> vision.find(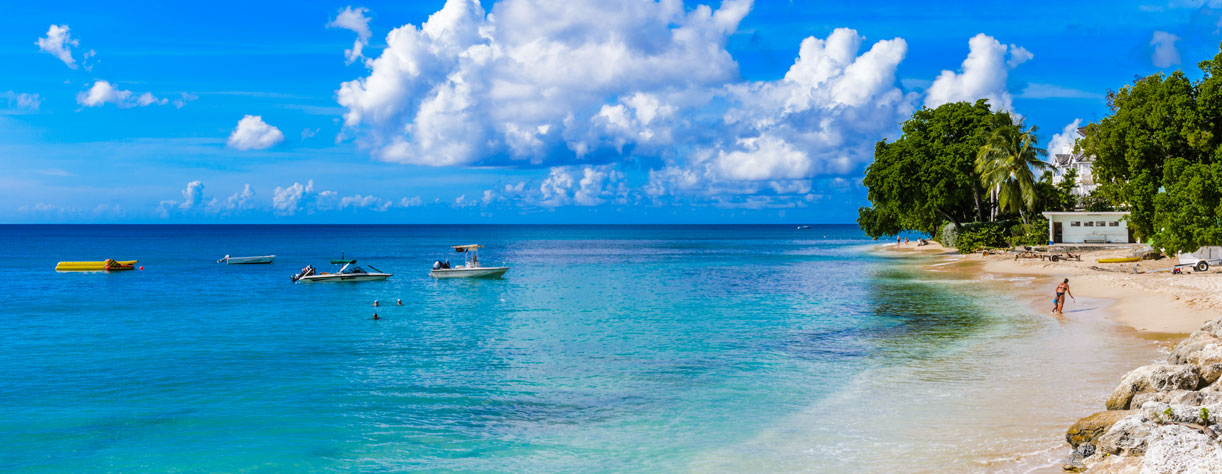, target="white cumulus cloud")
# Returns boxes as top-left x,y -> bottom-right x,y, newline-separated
2,91 -> 42,110
76,81 -> 167,108
272,180 -> 398,215
227,115 -> 285,150
1048,119 -> 1083,156
1151,30 -> 1181,68
337,0 -> 751,167
328,6 -> 373,65
334,1 -> 1037,207
924,33 -> 1031,112
36,25 -> 80,68
157,182 -> 260,217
